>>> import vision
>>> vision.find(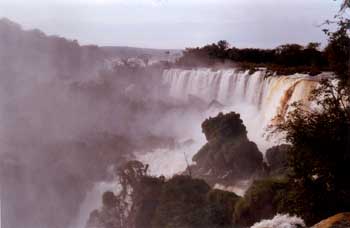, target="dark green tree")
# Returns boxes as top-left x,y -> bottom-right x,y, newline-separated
324,21 -> 350,84
273,79 -> 350,225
